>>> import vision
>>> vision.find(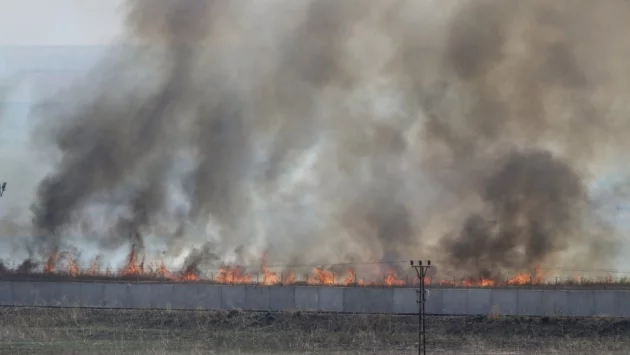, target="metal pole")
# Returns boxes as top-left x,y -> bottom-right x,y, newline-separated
411,260 -> 431,355
419,272 -> 423,355
423,276 -> 429,355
